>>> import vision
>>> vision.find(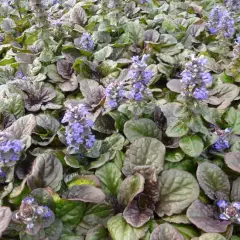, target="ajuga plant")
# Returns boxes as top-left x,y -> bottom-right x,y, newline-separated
2,0 -> 240,239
